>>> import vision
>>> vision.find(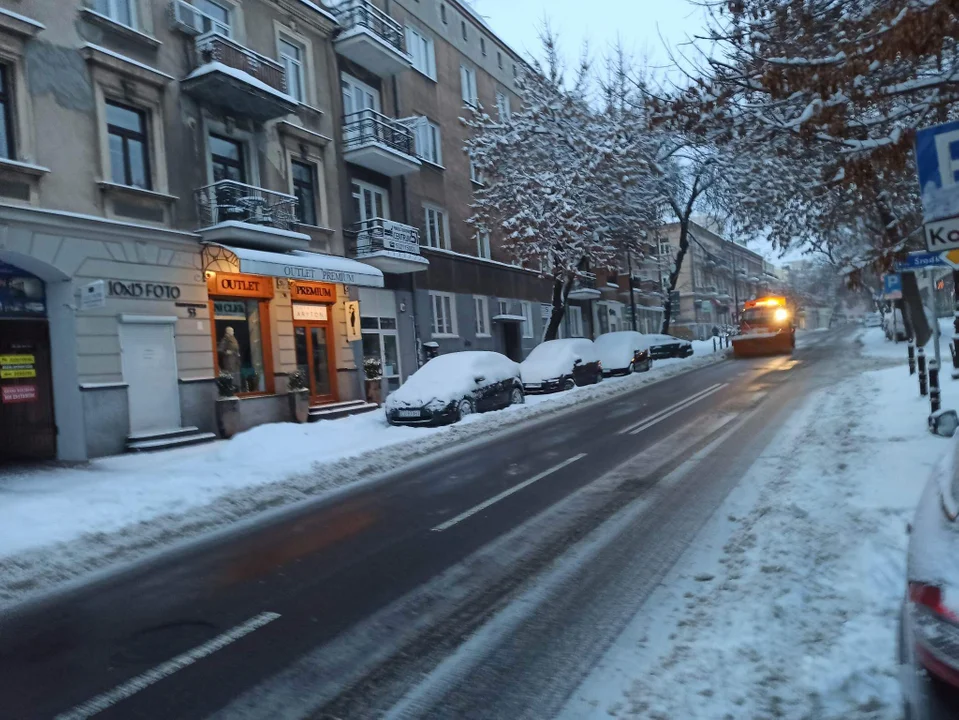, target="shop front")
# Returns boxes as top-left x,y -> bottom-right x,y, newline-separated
290,280 -> 338,405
